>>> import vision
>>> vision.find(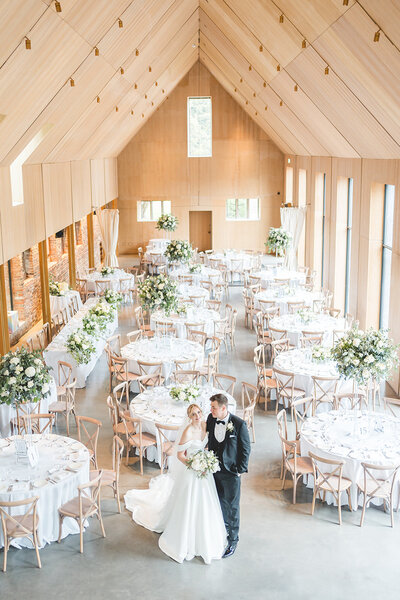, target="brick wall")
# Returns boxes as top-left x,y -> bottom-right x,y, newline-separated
6,217 -> 102,345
